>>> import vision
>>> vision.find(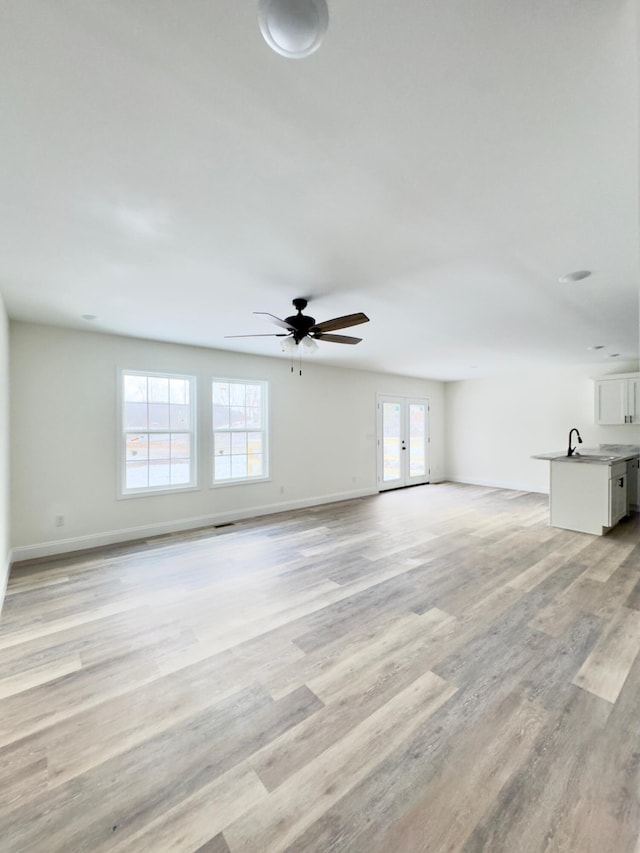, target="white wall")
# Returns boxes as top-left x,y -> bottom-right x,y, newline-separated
0,294 -> 9,609
10,322 -> 445,559
445,361 -> 640,494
